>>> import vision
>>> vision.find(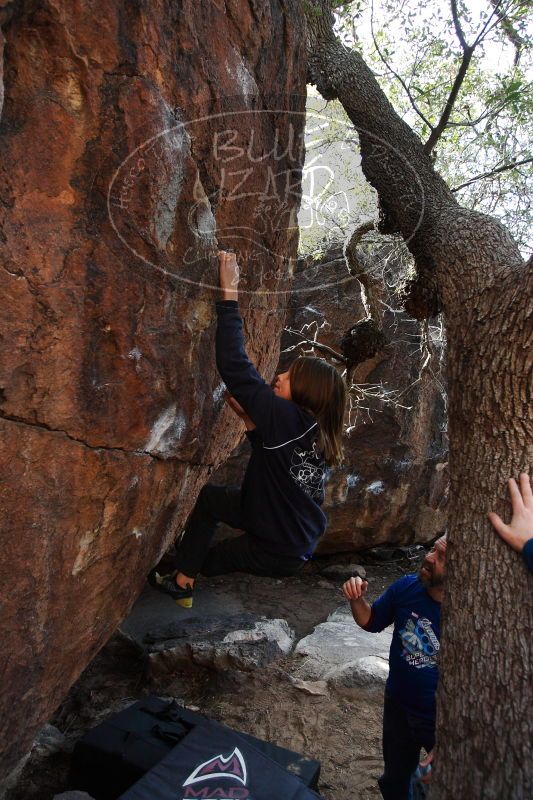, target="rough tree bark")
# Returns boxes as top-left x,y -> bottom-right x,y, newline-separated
304,2 -> 532,798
